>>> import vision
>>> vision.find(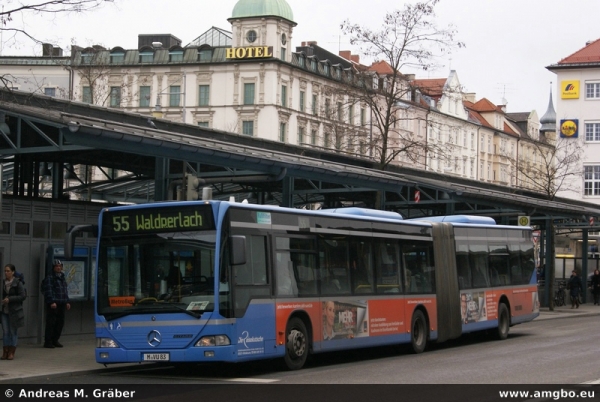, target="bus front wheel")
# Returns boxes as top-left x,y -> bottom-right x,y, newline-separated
410,310 -> 428,354
284,317 -> 308,370
496,303 -> 510,340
